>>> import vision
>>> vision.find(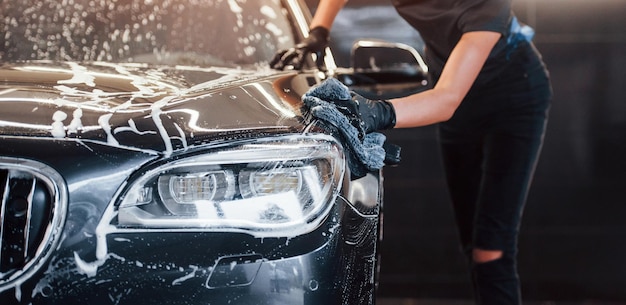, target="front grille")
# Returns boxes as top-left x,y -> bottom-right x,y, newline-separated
0,158 -> 66,289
